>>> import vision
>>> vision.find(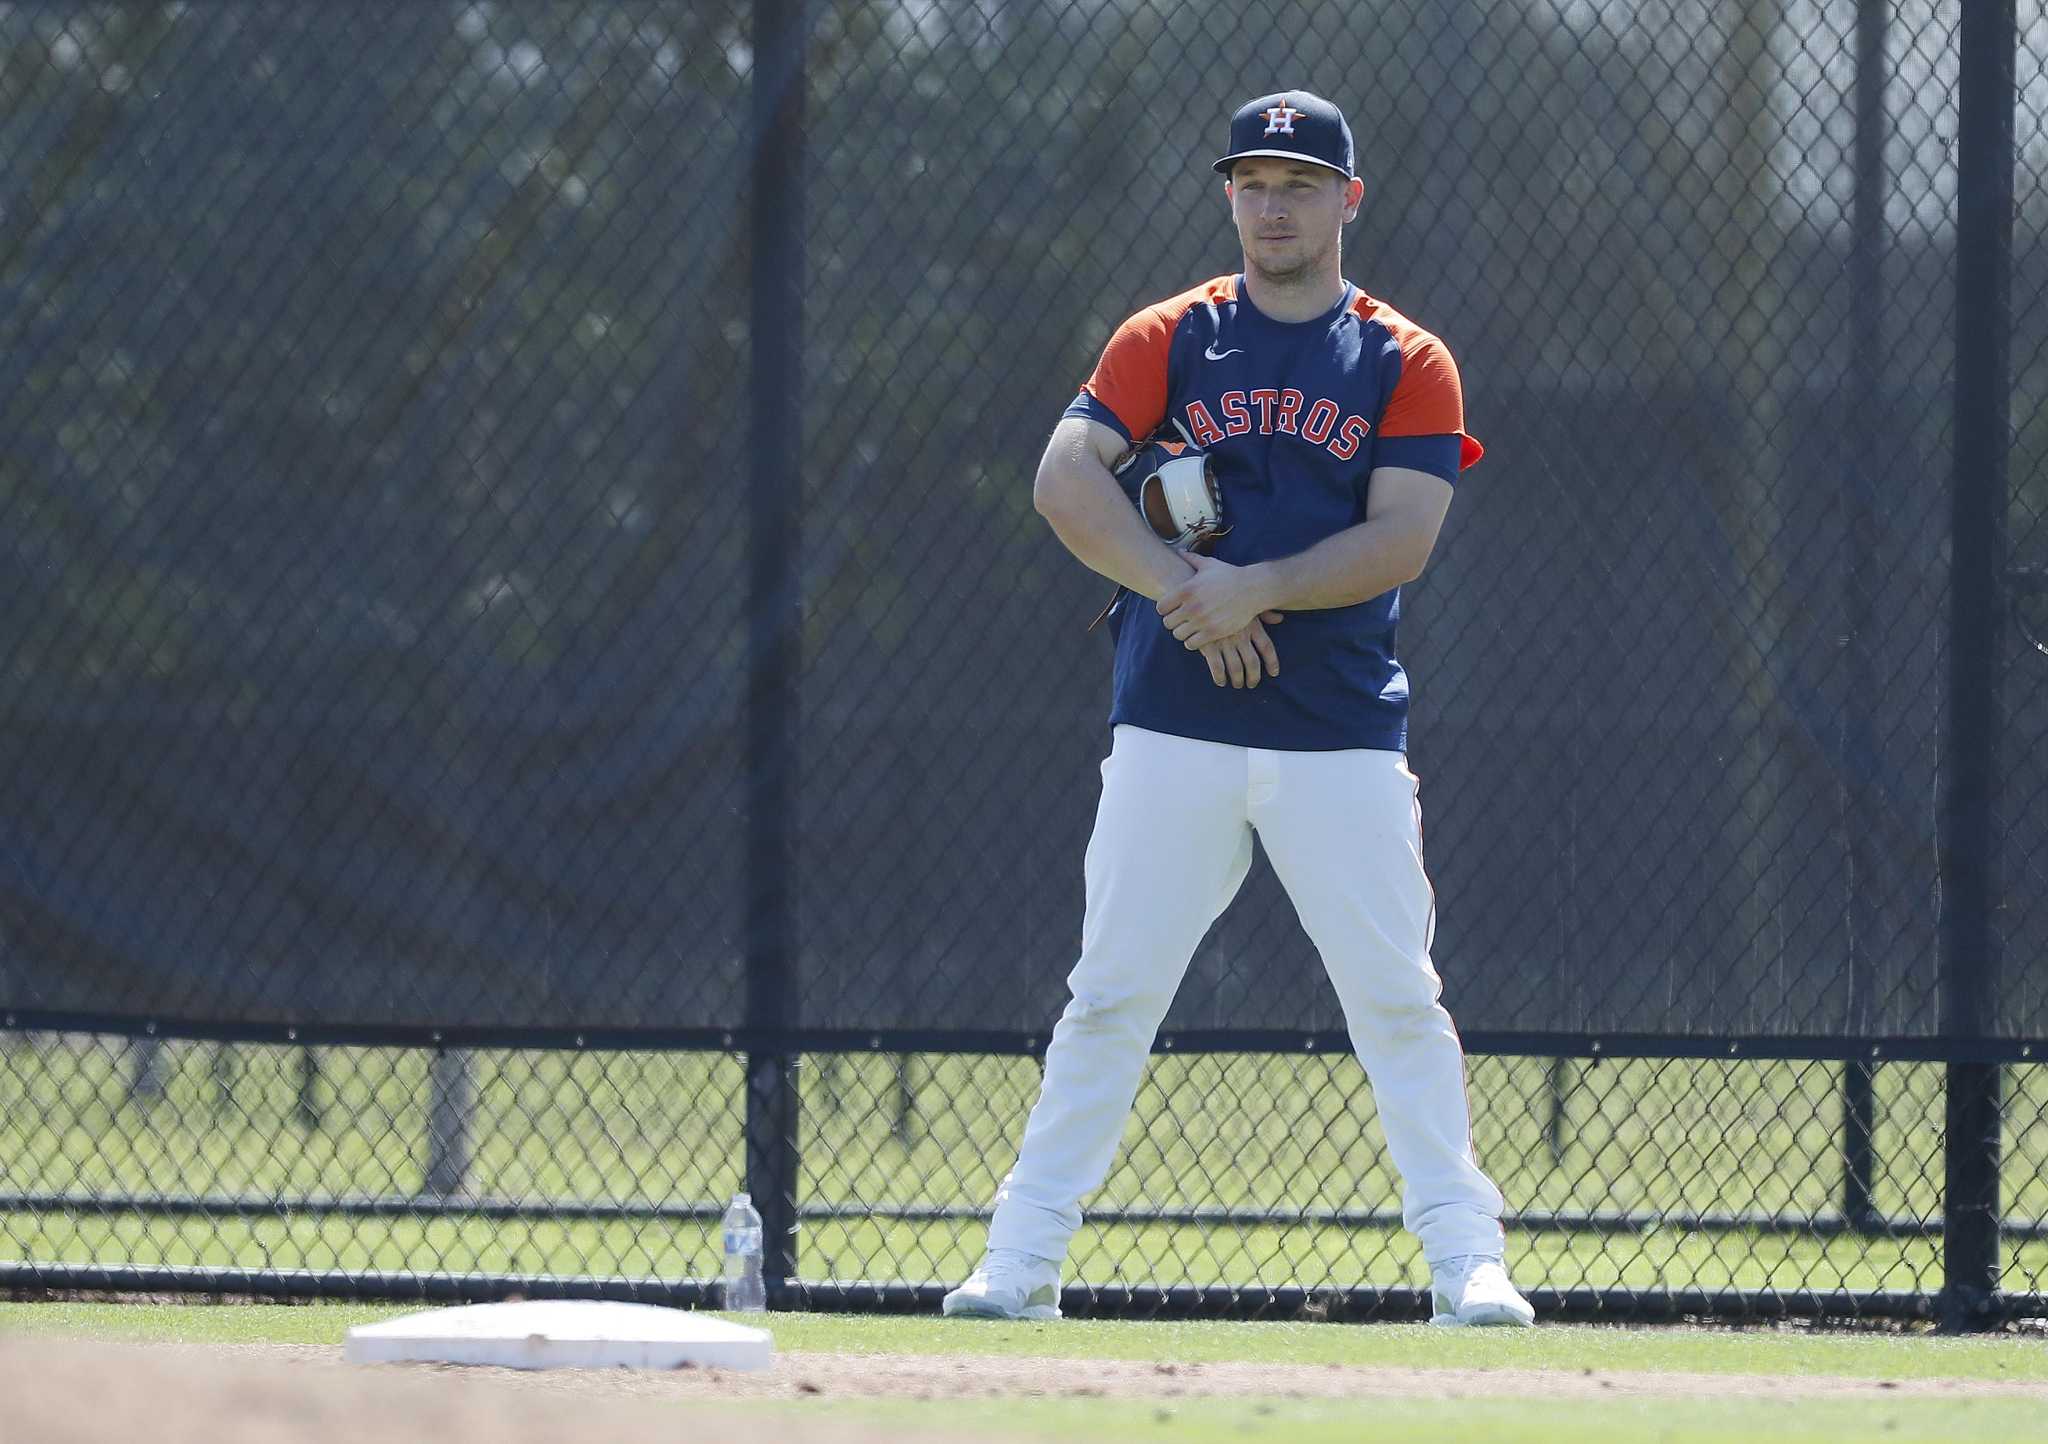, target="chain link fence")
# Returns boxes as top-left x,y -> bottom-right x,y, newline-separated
2,1 -> 2044,1323
6,1037 -> 2046,1318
